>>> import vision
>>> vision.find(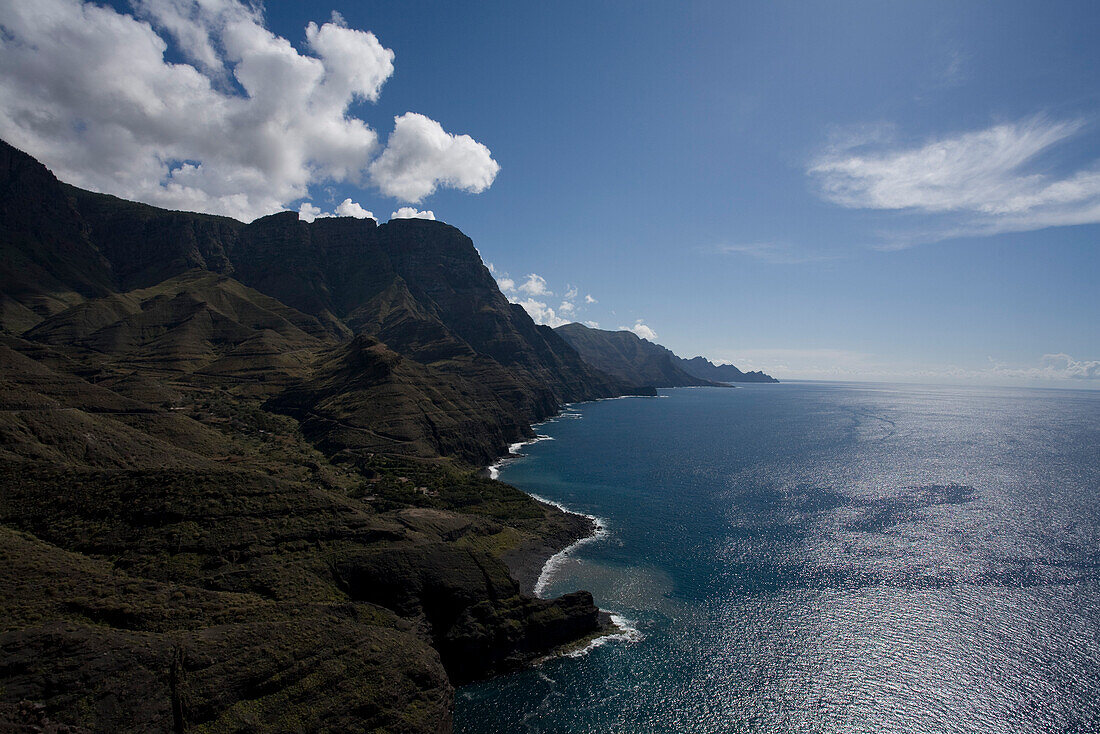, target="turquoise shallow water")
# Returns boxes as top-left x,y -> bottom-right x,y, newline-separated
454,382 -> 1100,733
